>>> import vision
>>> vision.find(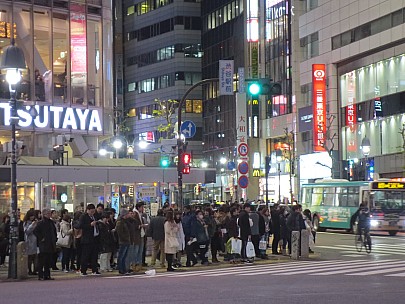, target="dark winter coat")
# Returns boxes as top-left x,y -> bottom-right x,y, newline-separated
127,216 -> 142,245
33,217 -> 57,253
286,211 -> 304,232
115,218 -> 130,245
238,210 -> 251,240
182,212 -> 193,239
191,218 -> 209,243
79,213 -> 98,244
149,215 -> 165,241
98,221 -> 114,253
226,215 -> 239,238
